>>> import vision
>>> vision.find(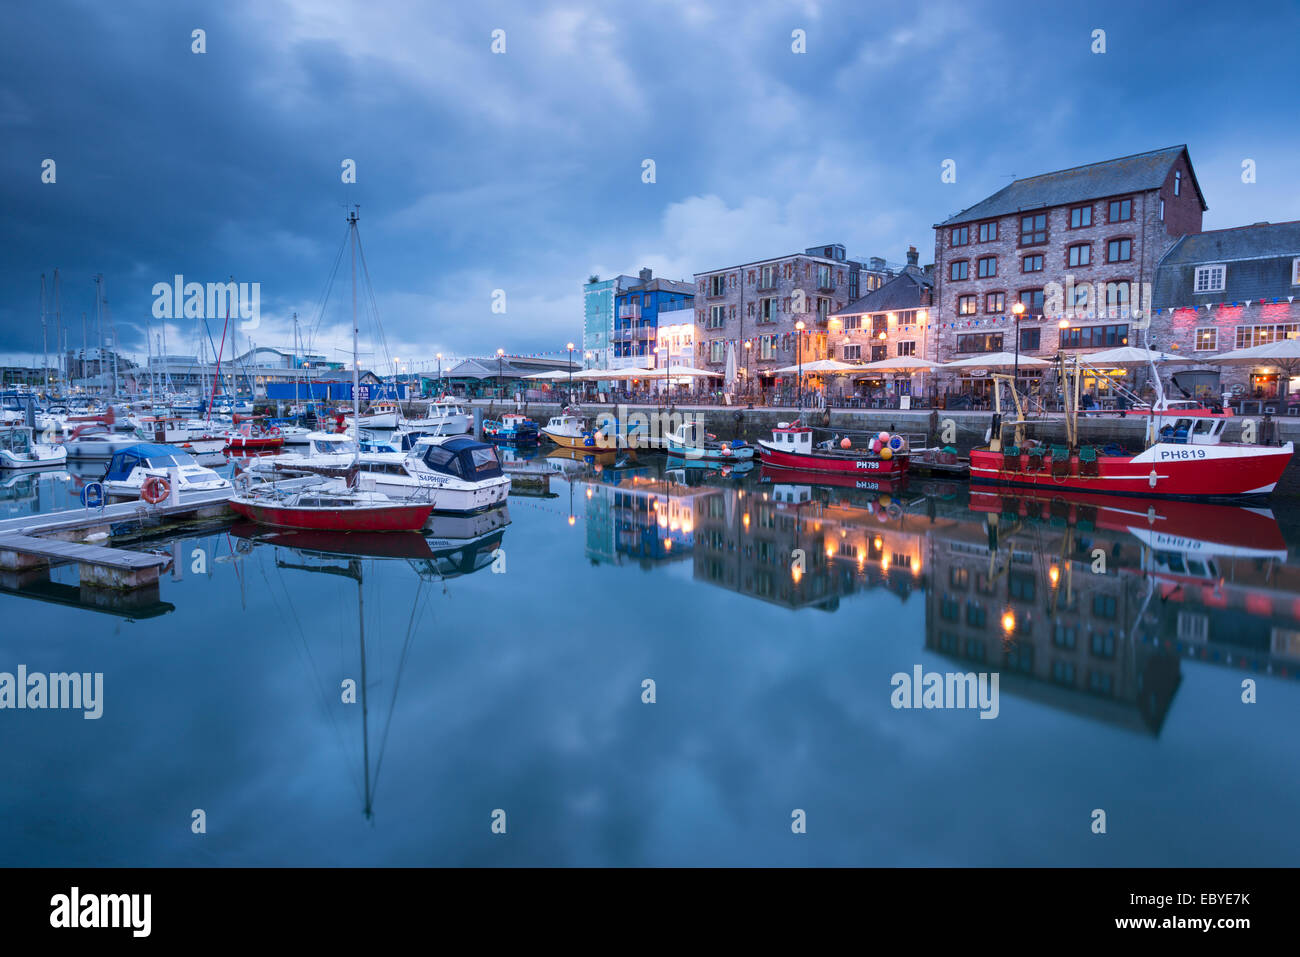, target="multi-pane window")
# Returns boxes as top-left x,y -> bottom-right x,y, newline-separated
1194,264 -> 1226,293
977,256 -> 997,278
758,335 -> 778,359
707,275 -> 726,296
1069,285 -> 1090,310
1235,324 -> 1300,349
1020,213 -> 1048,245
816,264 -> 832,289
1022,254 -> 1043,273
709,340 -> 726,363
707,305 -> 726,329
978,221 -> 998,242
841,344 -> 862,360
1292,257 -> 1300,285
985,292 -> 1005,313
842,315 -> 862,330
758,265 -> 777,289
950,260 -> 969,280
816,297 -> 831,320
1104,282 -> 1131,316
1020,328 -> 1041,351
1194,328 -> 1217,351
870,345 -> 887,362
1059,324 -> 1129,349
1019,289 -> 1045,311
1069,205 -> 1092,228
951,226 -> 970,246
759,297 -> 778,322
957,294 -> 977,315
1108,198 -> 1132,222
1068,244 -> 1091,267
1107,238 -> 1132,263
897,341 -> 916,356
956,333 -> 1003,353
